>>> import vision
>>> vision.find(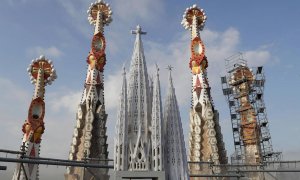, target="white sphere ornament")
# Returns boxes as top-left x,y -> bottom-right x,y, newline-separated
39,55 -> 45,60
